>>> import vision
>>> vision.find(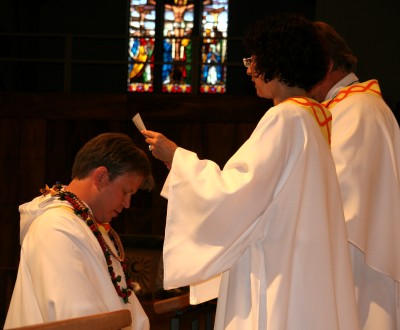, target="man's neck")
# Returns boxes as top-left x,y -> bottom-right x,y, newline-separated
65,178 -> 94,207
325,72 -> 359,100
309,70 -> 349,102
